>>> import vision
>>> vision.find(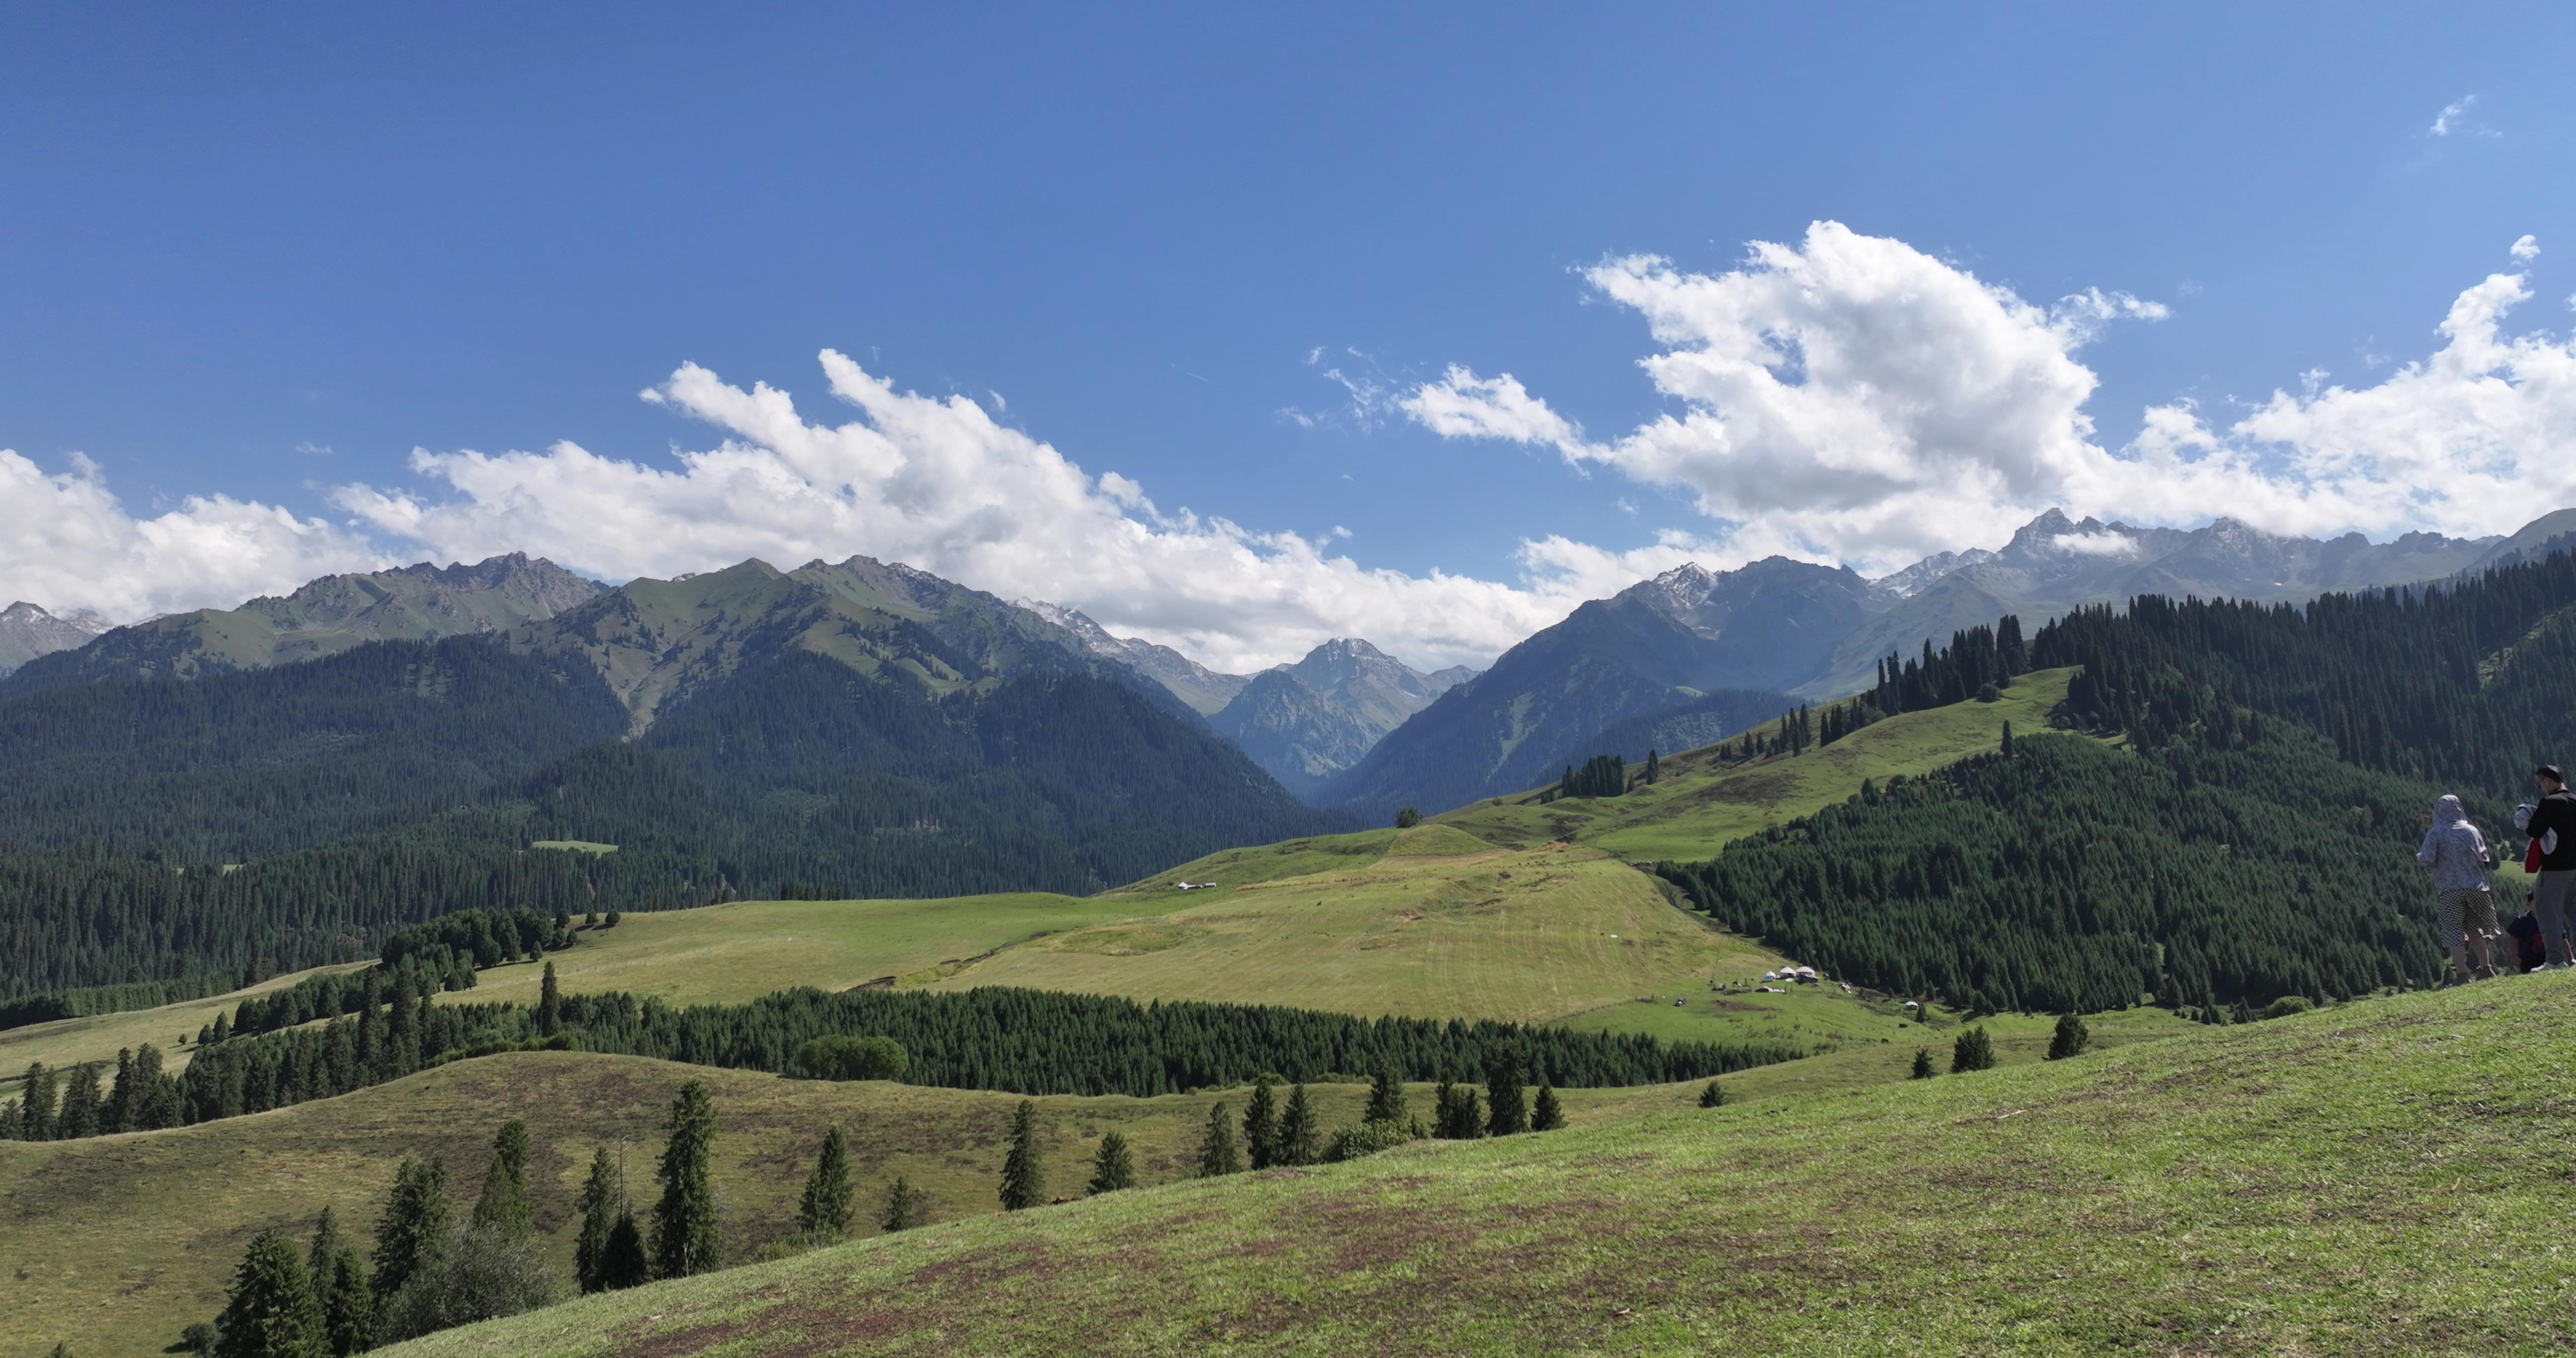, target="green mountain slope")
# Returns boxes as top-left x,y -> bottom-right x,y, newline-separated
2,553 -> 602,691
376,977 -> 2576,1358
